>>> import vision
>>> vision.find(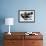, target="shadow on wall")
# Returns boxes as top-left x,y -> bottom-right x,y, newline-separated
0,16 -> 5,46
0,16 -> 5,32
0,33 -> 4,46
